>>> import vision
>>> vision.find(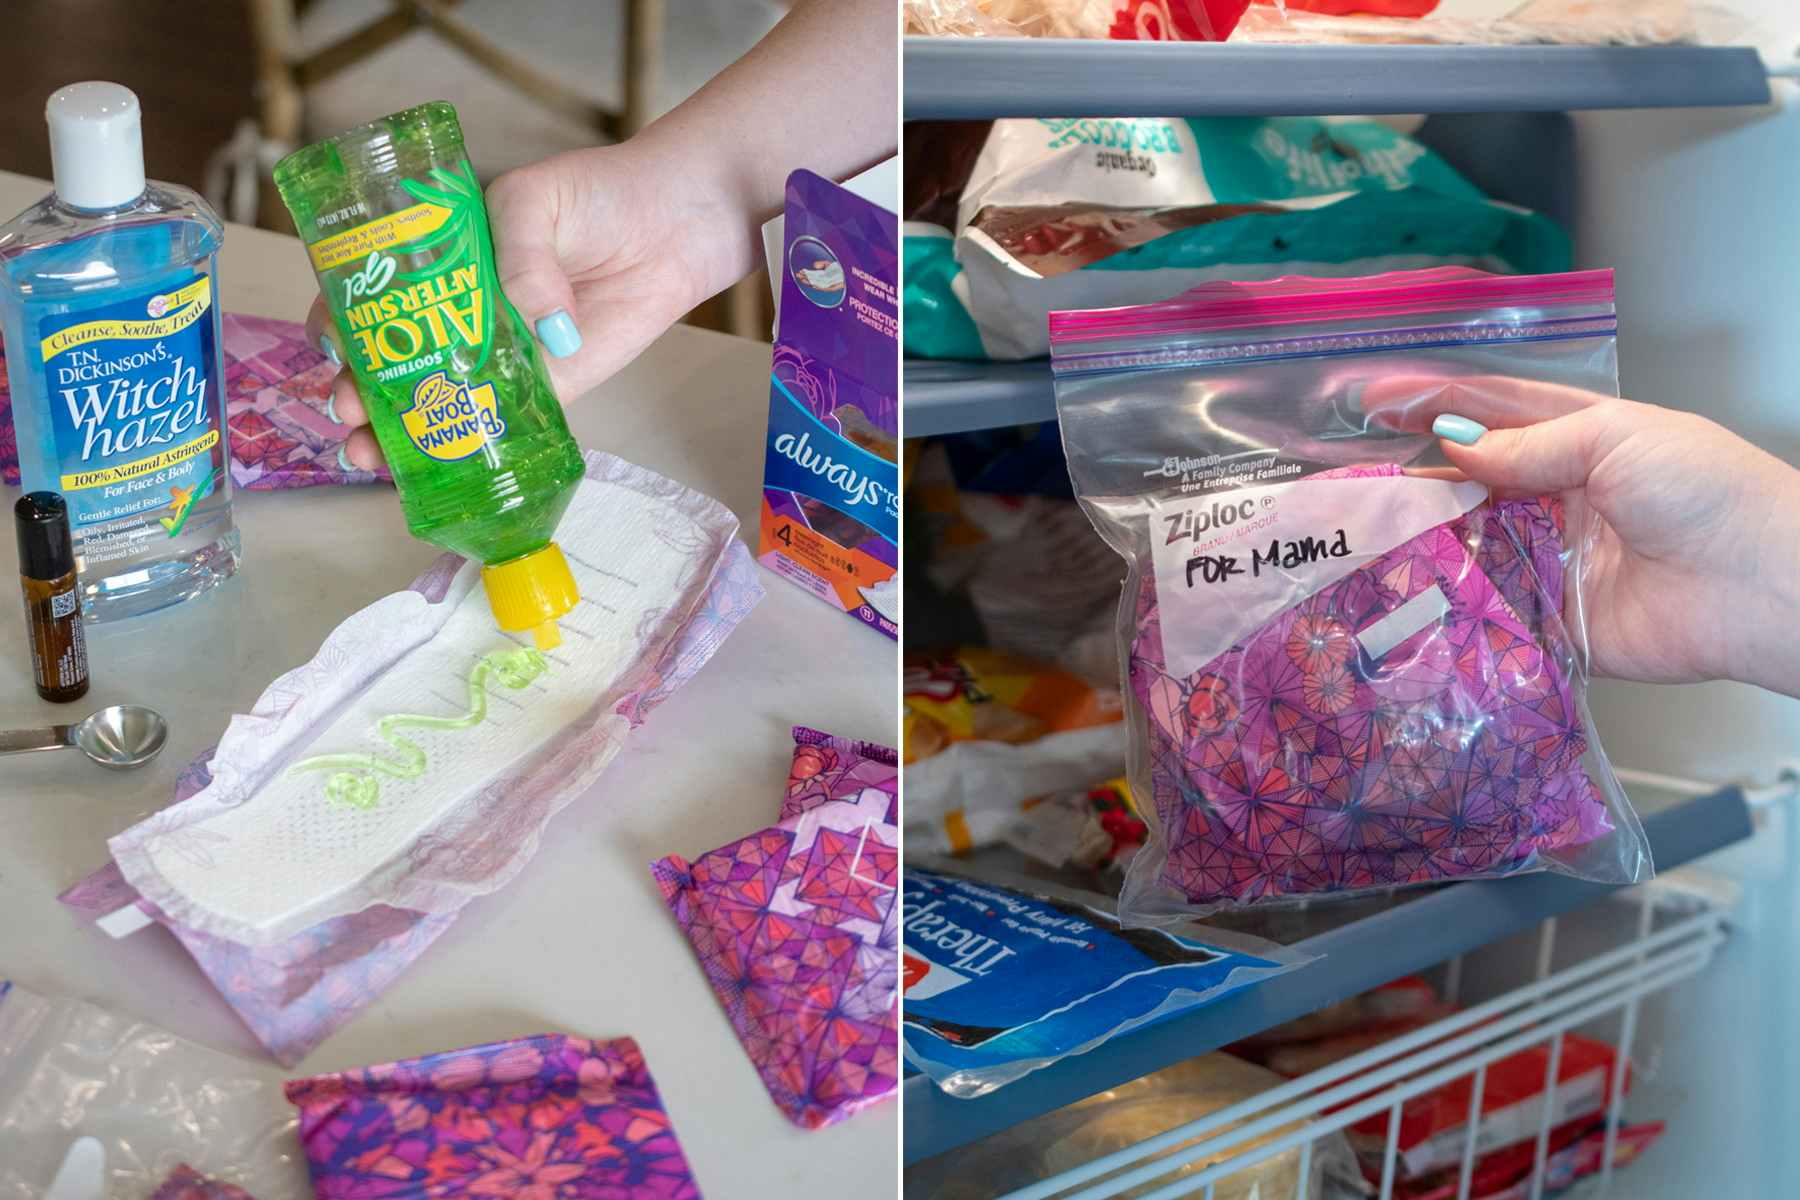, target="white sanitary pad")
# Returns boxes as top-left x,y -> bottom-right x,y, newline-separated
110,455 -> 739,946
